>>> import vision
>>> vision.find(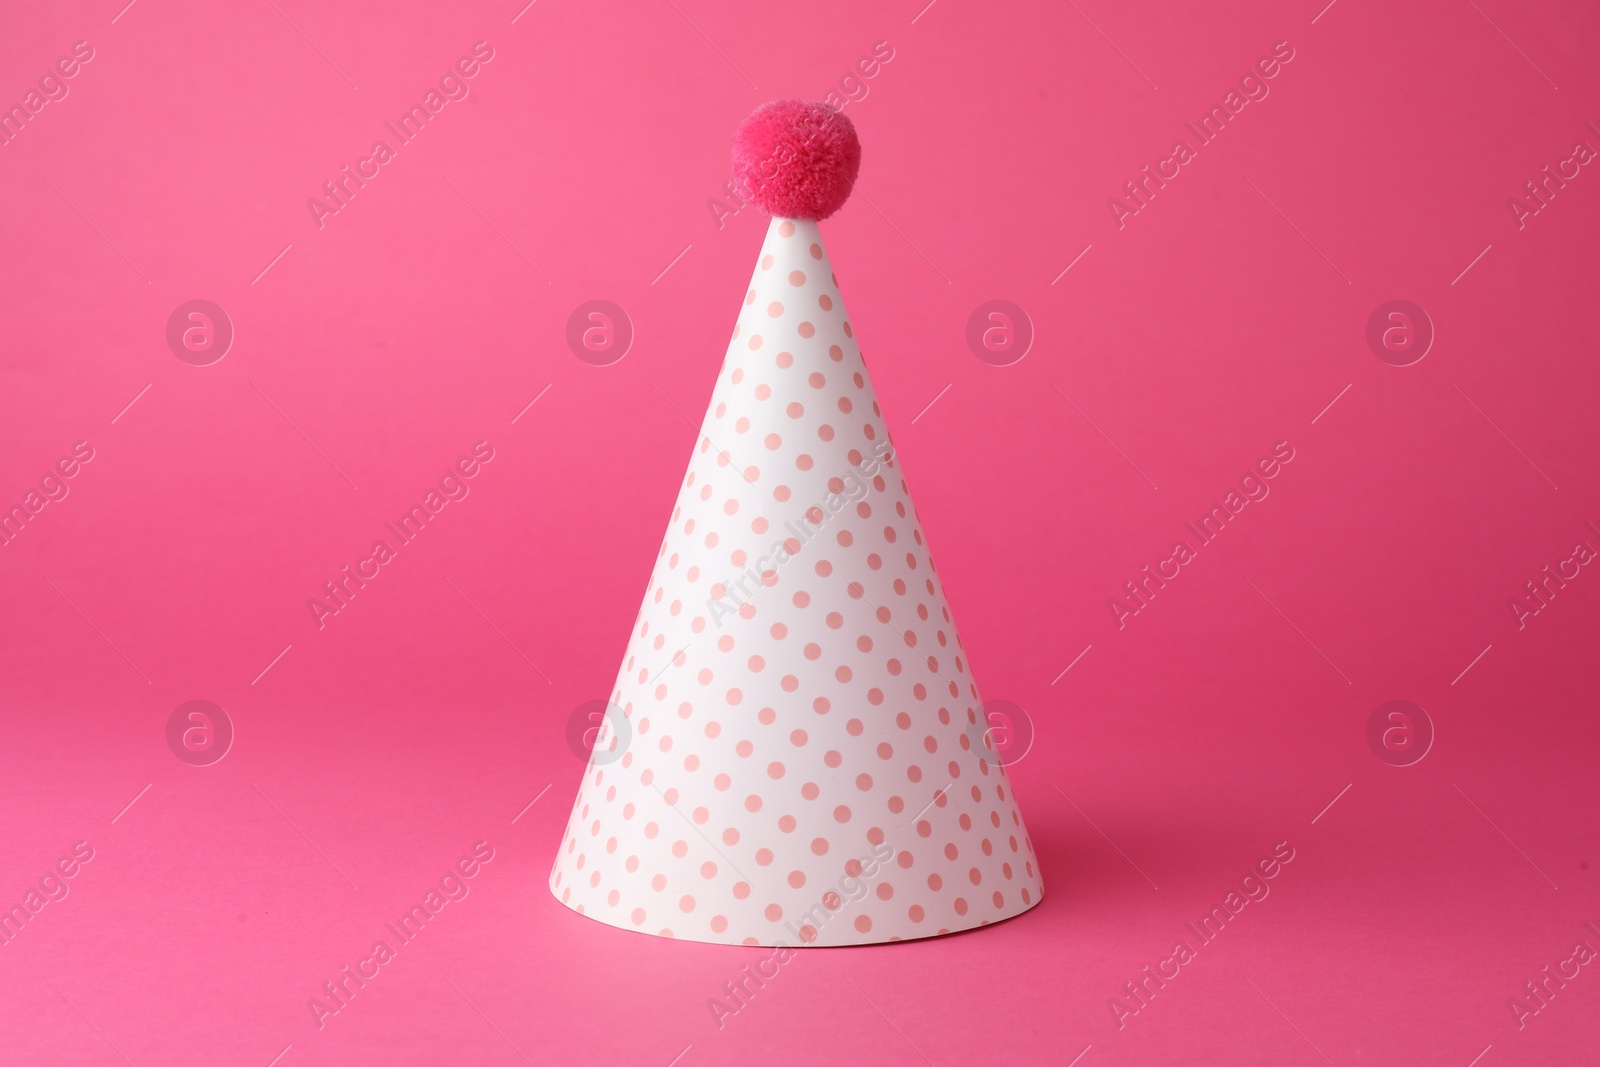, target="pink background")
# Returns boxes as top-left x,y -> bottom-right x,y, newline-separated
2,0 -> 1598,1063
